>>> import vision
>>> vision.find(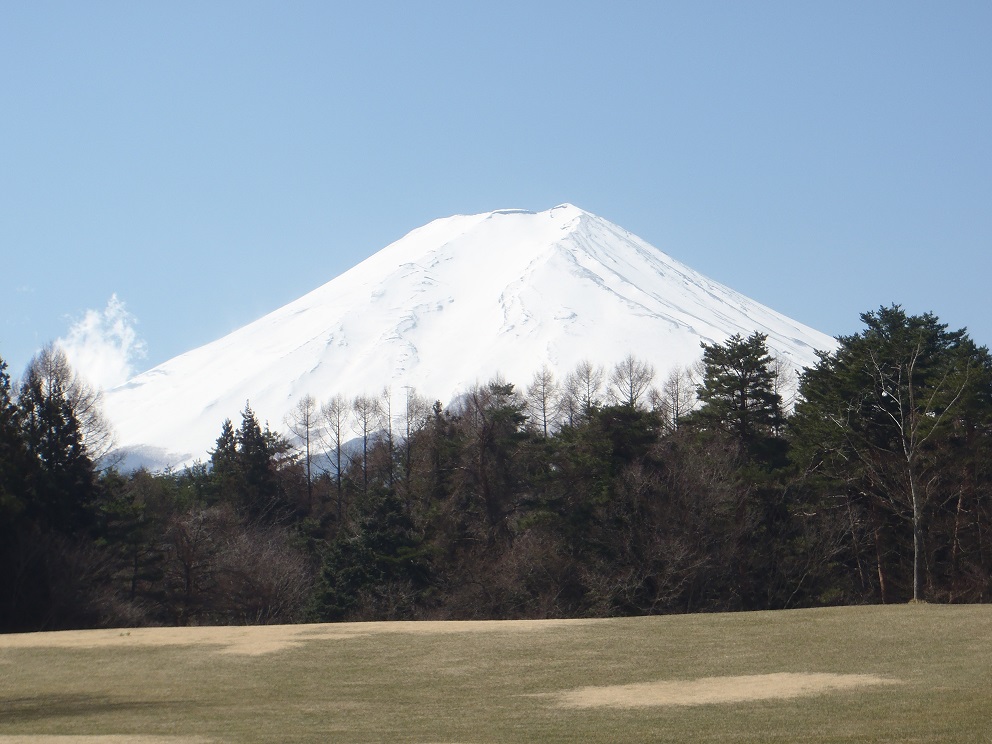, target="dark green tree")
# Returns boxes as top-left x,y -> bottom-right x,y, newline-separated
18,356 -> 96,534
0,355 -> 32,629
315,438 -> 432,621
454,379 -> 529,543
92,468 -> 176,625
209,417 -> 241,505
792,305 -> 991,602
208,404 -> 291,523
691,332 -> 786,462
0,355 -> 27,523
686,333 -> 801,608
3,350 -> 105,630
